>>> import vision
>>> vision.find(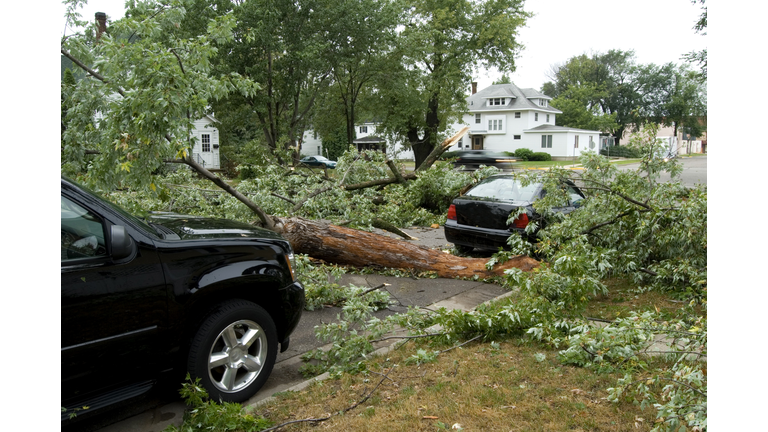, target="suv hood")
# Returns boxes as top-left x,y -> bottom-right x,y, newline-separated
146,212 -> 286,241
